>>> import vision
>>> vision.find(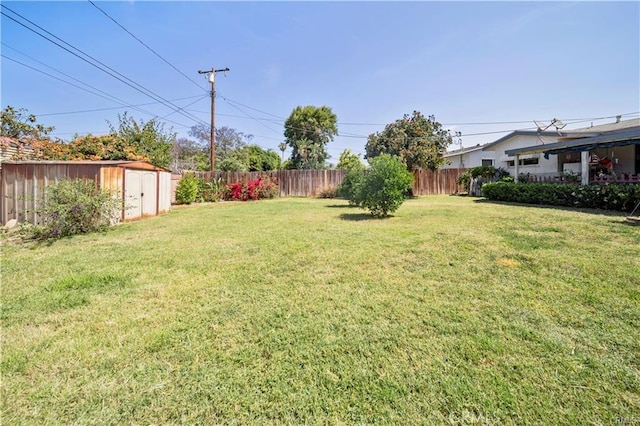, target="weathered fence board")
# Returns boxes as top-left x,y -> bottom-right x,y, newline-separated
186,168 -> 467,198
